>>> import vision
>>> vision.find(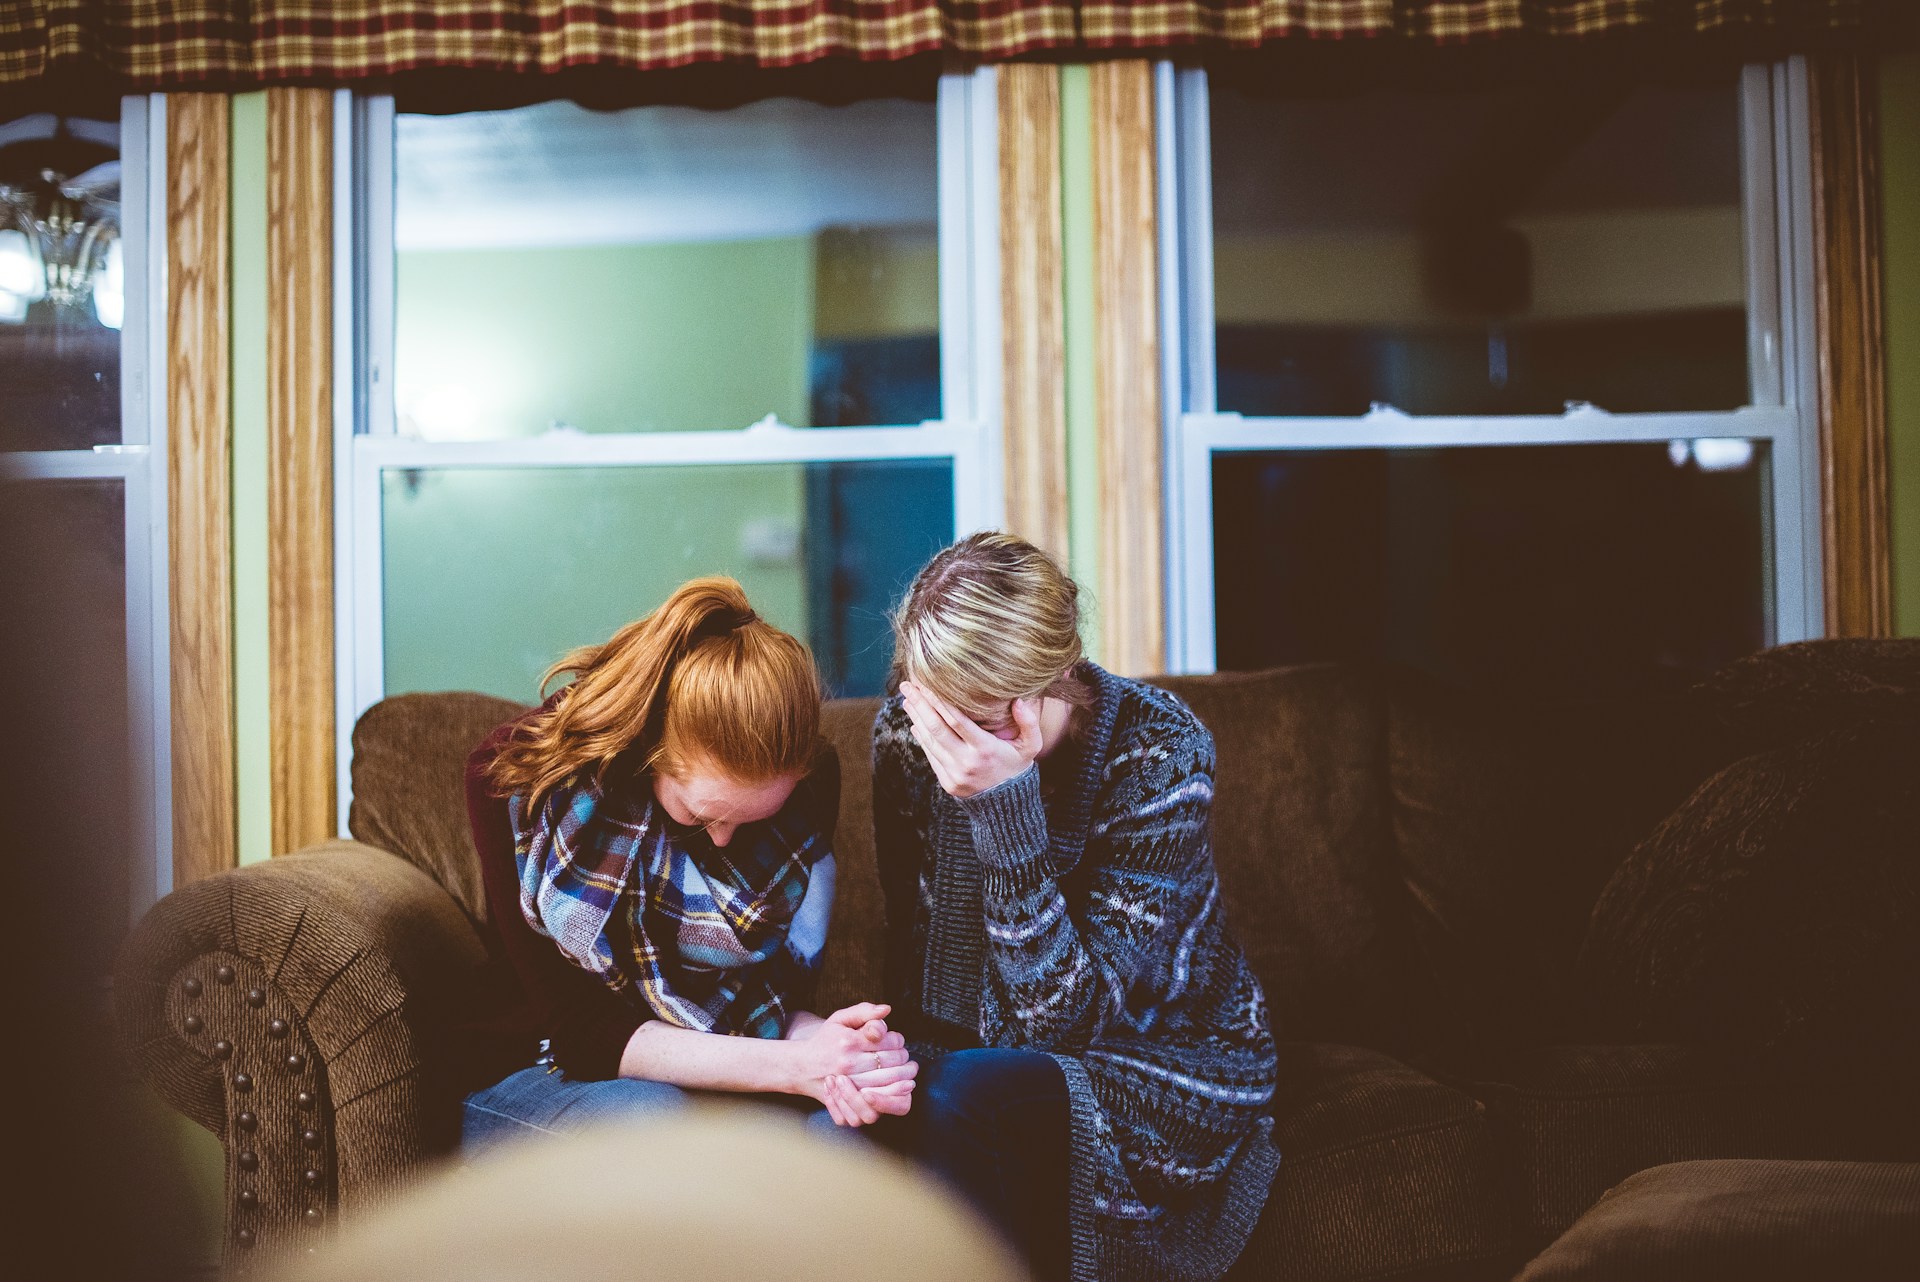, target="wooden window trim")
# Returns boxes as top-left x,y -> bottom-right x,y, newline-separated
167,94 -> 237,885
265,87 -> 337,853
1809,53 -> 1894,638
